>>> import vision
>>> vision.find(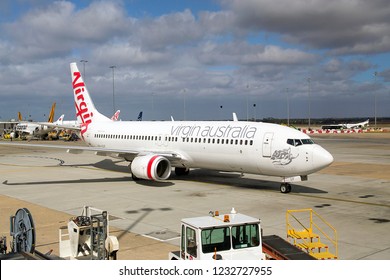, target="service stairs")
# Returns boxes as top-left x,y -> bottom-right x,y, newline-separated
286,209 -> 338,260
